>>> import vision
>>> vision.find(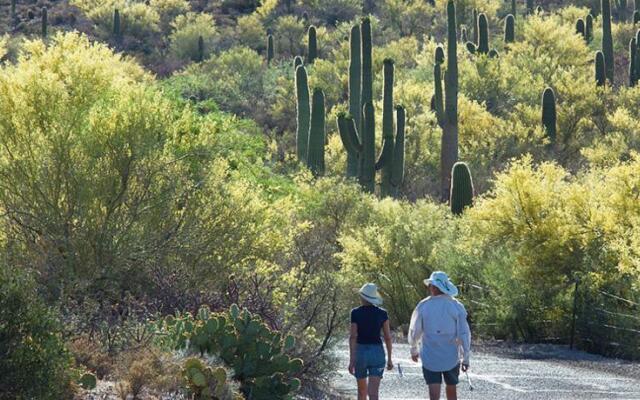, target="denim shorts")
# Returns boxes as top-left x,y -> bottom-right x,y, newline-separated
354,344 -> 385,379
423,364 -> 460,385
